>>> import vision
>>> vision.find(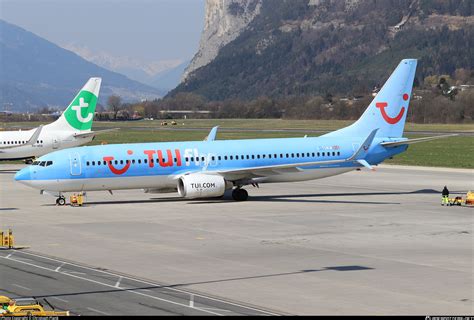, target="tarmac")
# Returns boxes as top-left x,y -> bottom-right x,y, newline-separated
0,164 -> 473,315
